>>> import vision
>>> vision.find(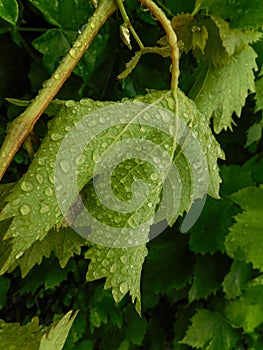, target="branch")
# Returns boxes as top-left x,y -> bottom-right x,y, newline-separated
0,0 -> 117,182
139,0 -> 179,94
